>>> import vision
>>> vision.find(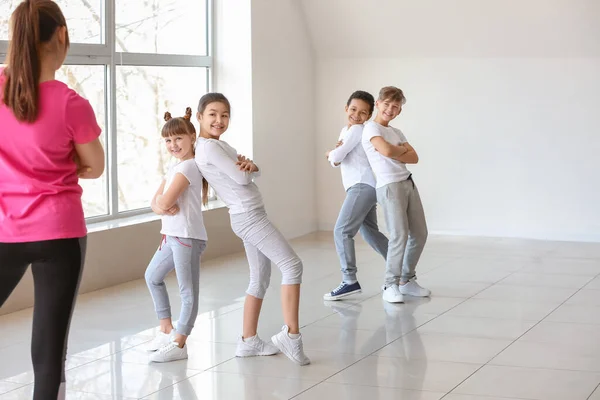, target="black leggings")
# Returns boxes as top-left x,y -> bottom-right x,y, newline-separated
0,238 -> 86,400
